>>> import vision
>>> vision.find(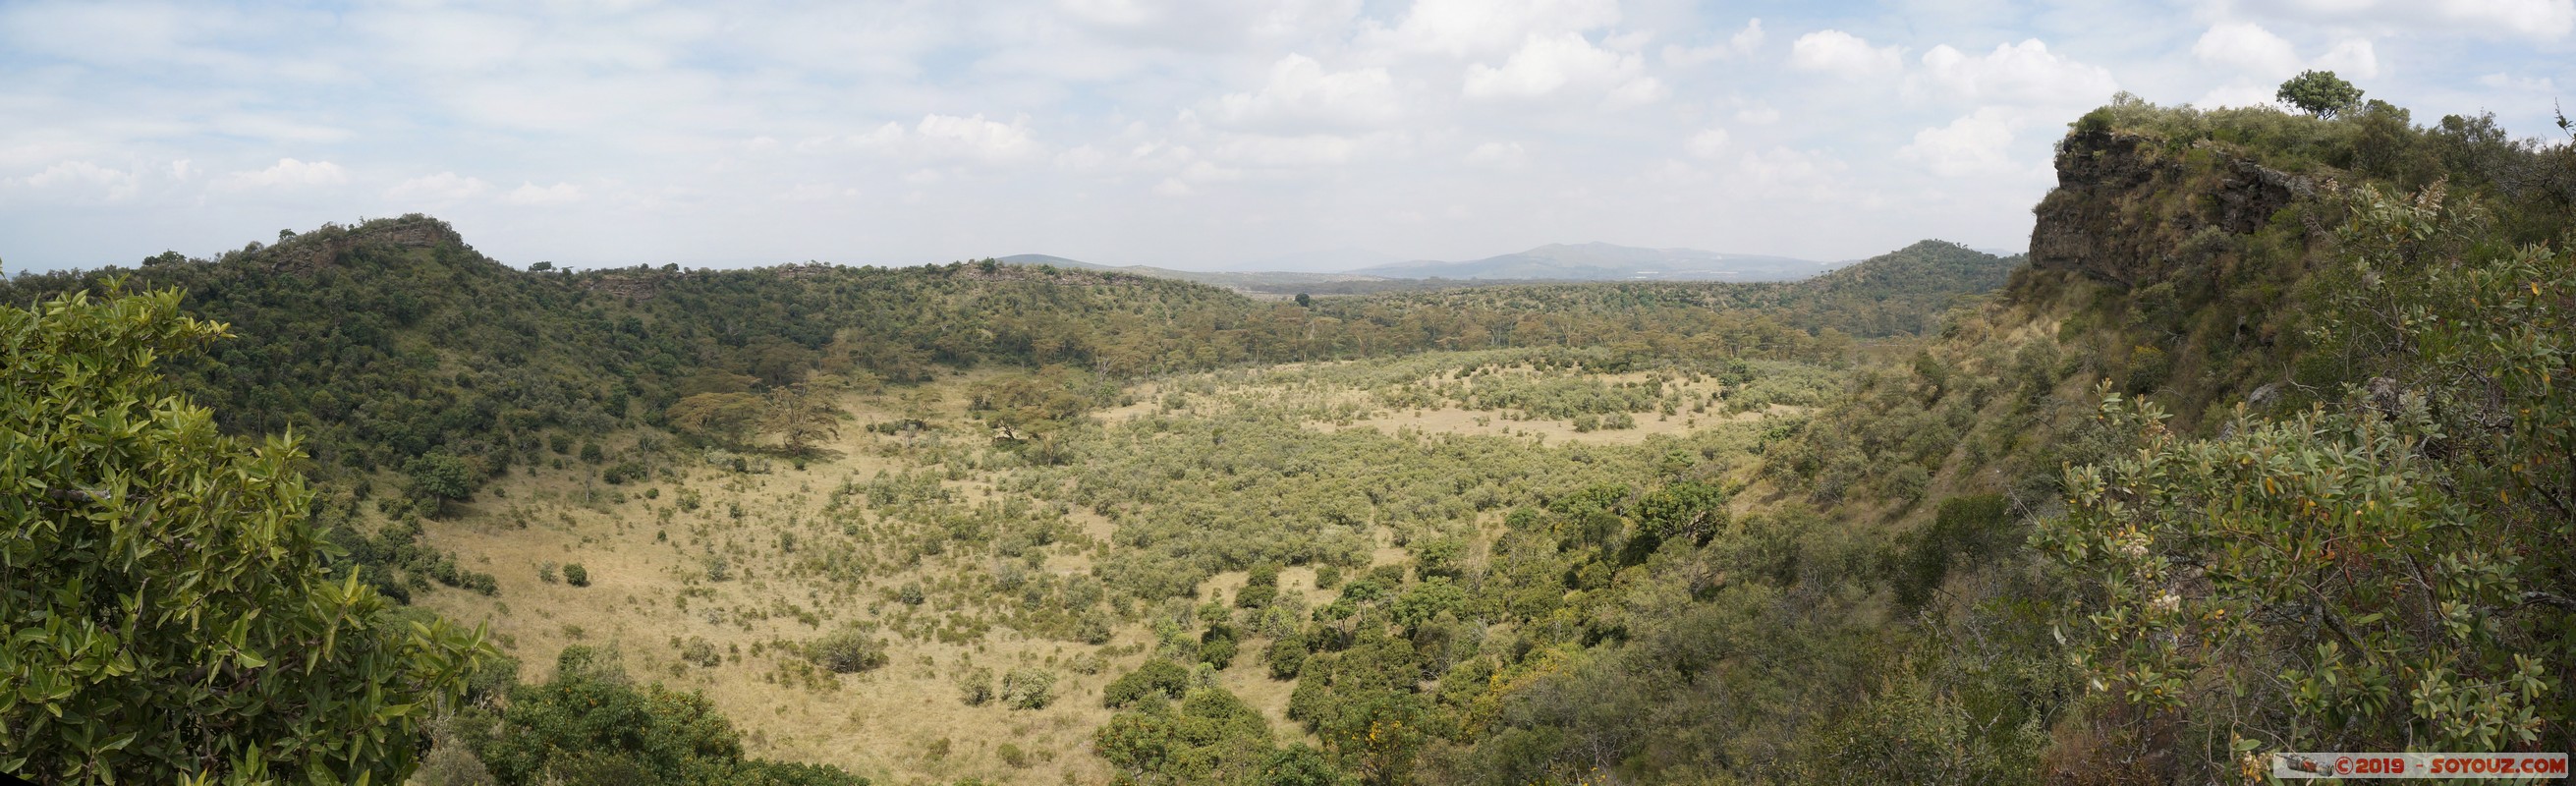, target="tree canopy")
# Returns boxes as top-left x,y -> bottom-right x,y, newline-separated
2276,70 -> 2364,118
